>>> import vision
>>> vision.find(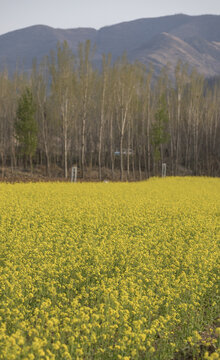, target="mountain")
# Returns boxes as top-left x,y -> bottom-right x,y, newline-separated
0,25 -> 96,73
0,14 -> 220,77
131,32 -> 220,77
